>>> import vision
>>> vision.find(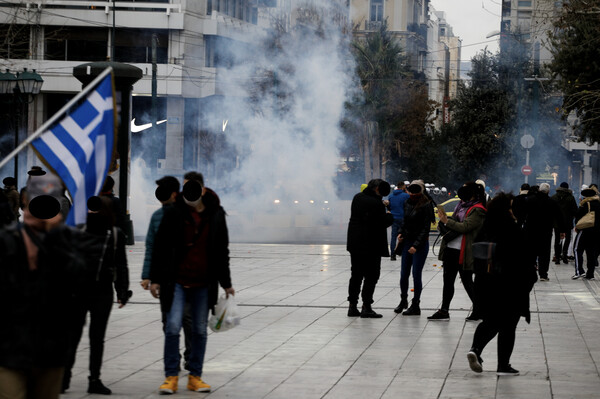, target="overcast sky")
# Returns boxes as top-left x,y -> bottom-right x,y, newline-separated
430,0 -> 502,62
